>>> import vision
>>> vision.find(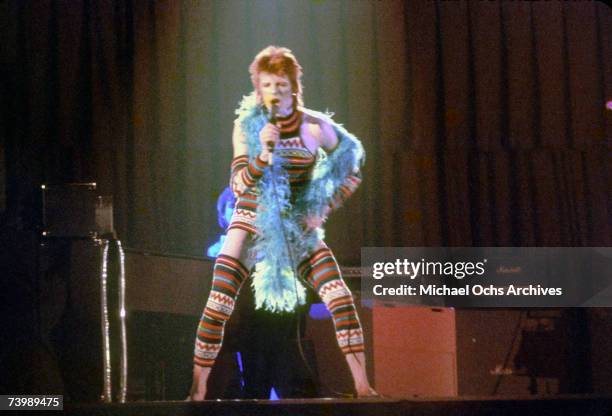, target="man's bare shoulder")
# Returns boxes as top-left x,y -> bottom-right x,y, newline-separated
300,107 -> 334,127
